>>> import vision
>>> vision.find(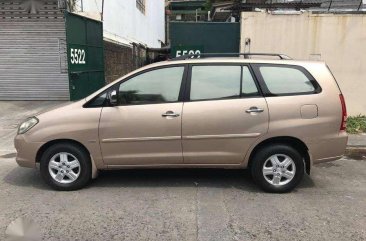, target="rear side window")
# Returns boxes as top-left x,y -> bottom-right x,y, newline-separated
258,66 -> 316,95
190,65 -> 241,101
189,65 -> 259,101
